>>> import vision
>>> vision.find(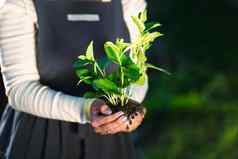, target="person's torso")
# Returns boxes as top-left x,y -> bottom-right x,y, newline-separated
35,0 -> 130,96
